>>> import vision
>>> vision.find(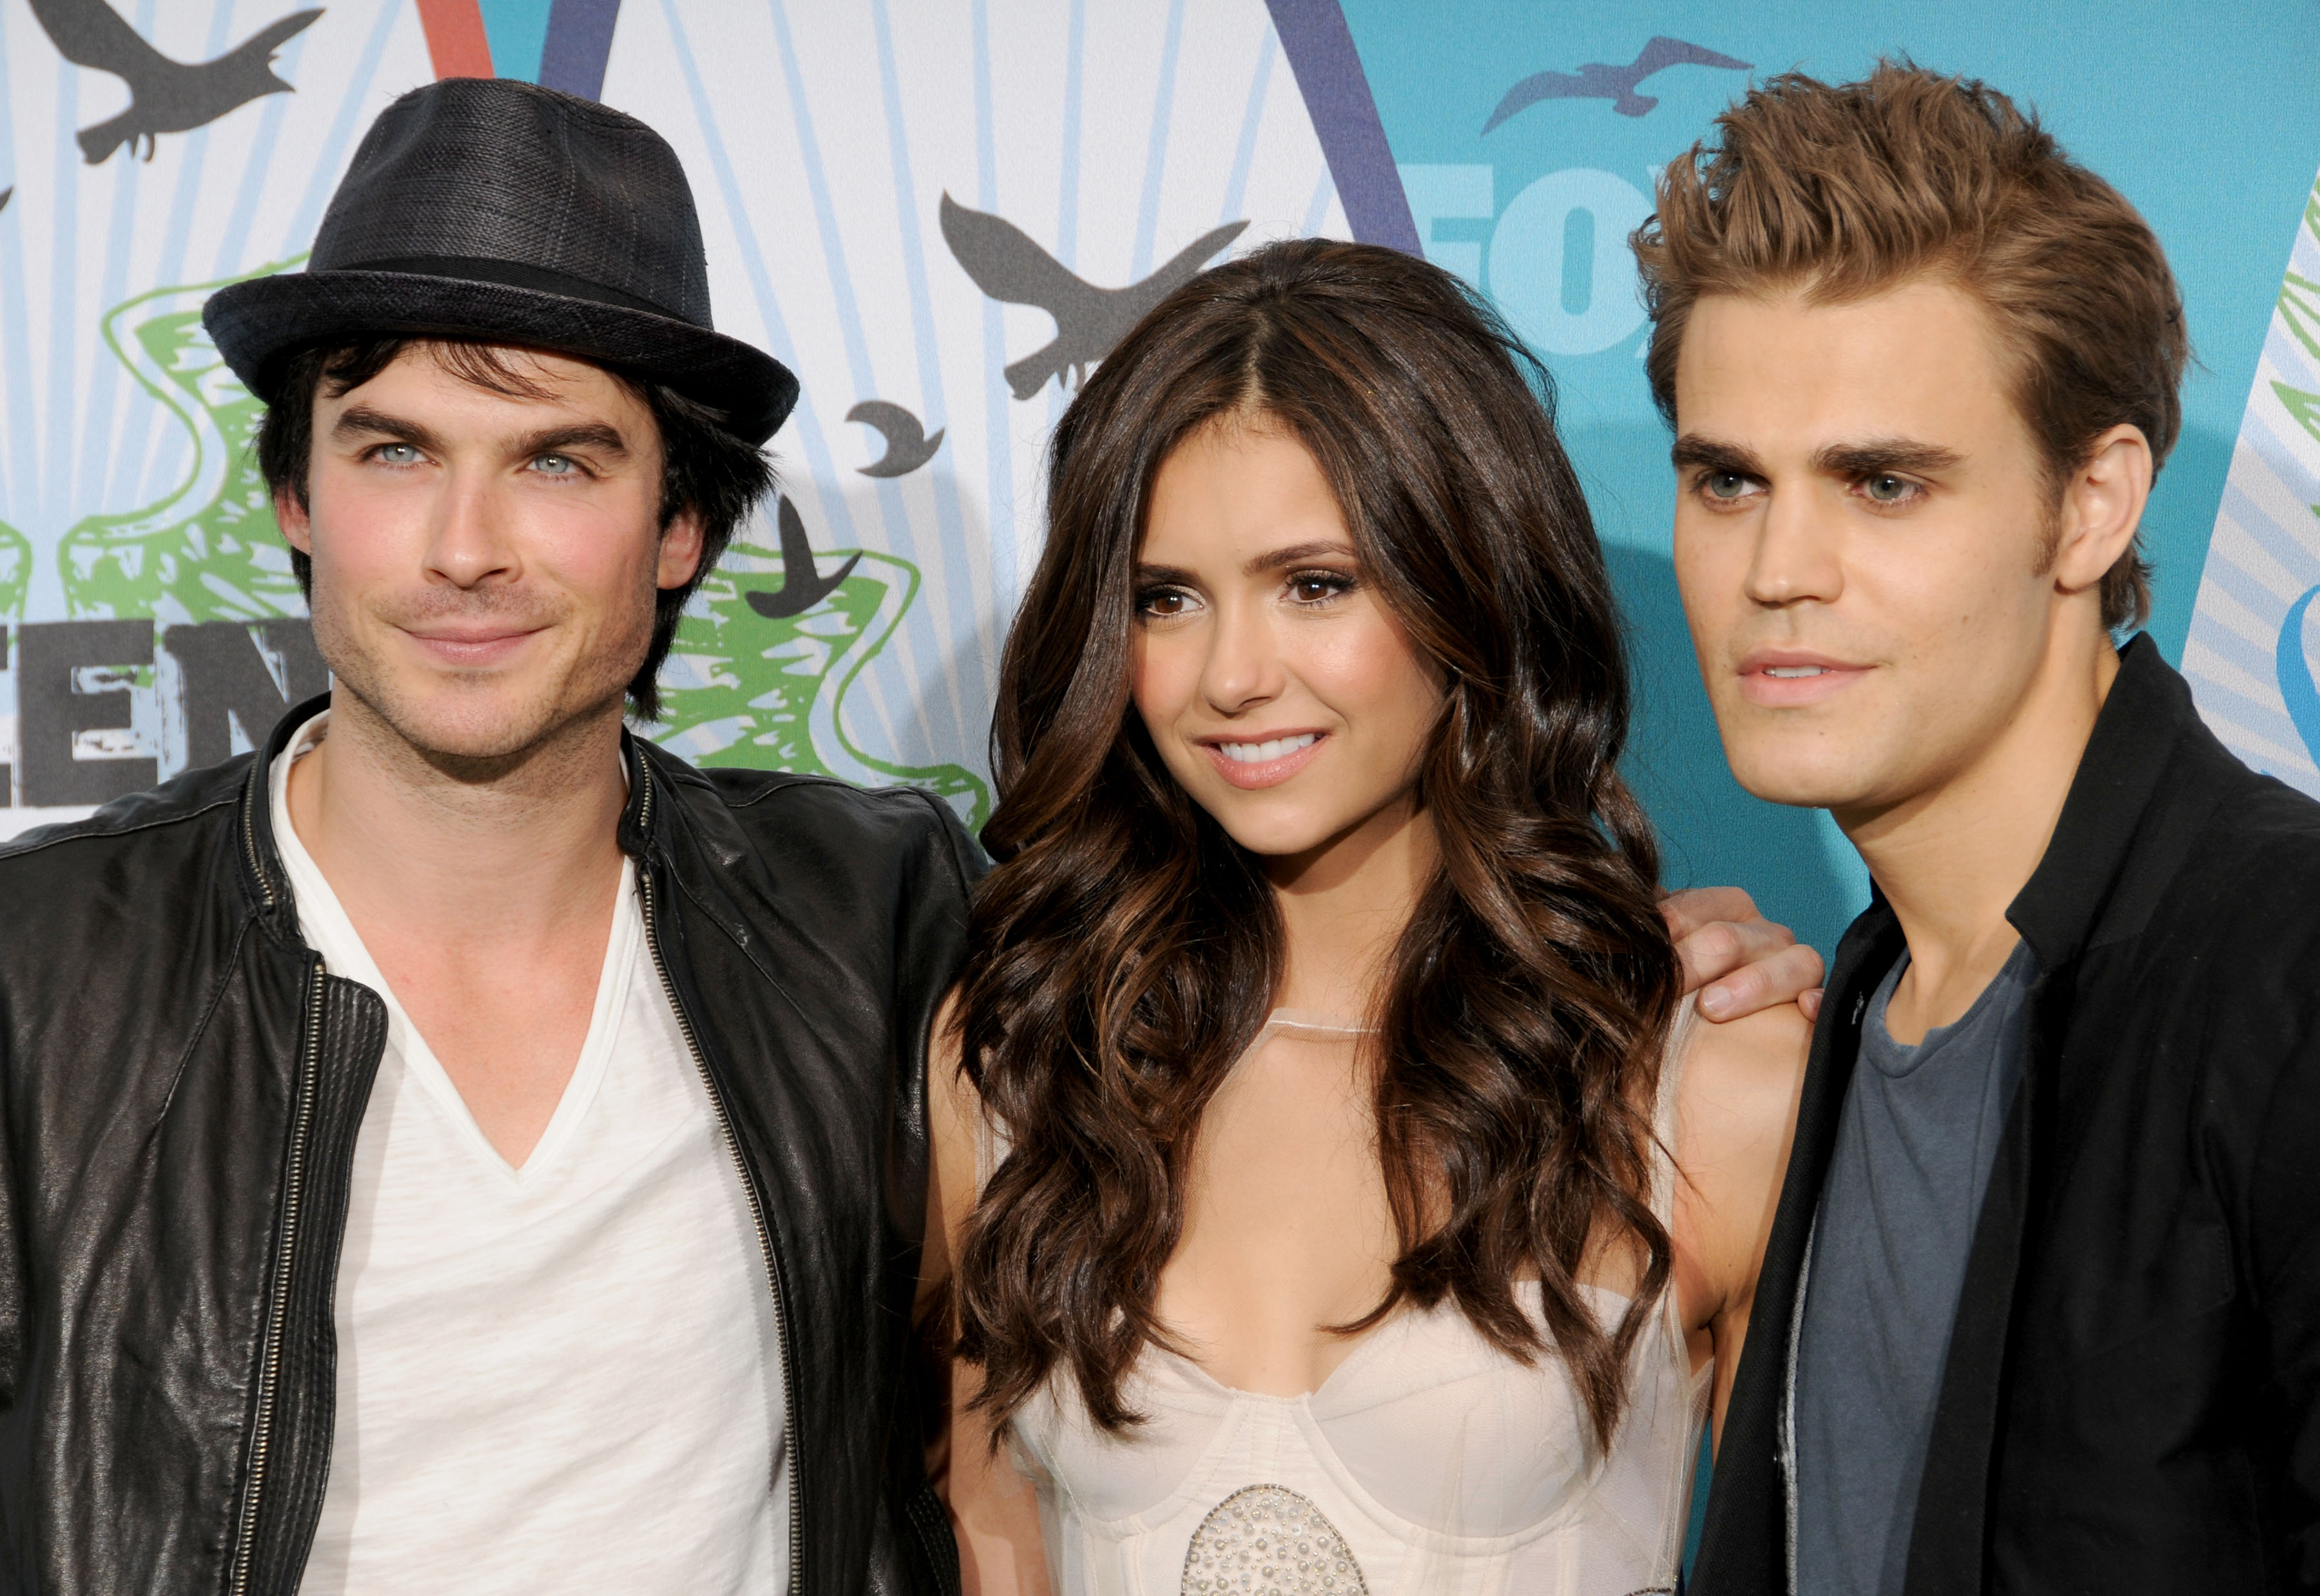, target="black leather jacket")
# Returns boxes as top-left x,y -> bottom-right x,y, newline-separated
0,696 -> 976,1595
